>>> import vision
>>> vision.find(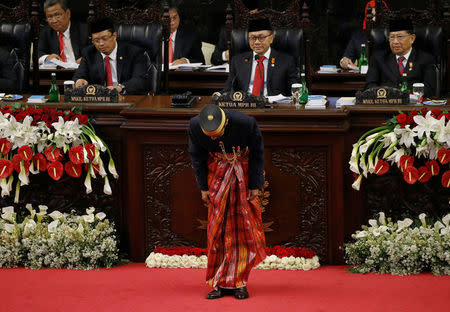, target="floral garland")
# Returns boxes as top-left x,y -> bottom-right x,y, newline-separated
146,246 -> 320,271
0,204 -> 119,269
350,108 -> 450,190
345,212 -> 450,276
0,105 -> 118,202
